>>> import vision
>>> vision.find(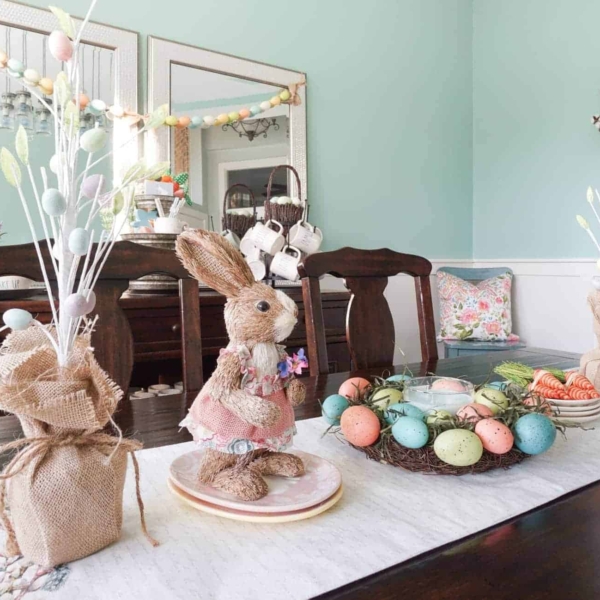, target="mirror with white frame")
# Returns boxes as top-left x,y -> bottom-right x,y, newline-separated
146,37 -> 307,233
